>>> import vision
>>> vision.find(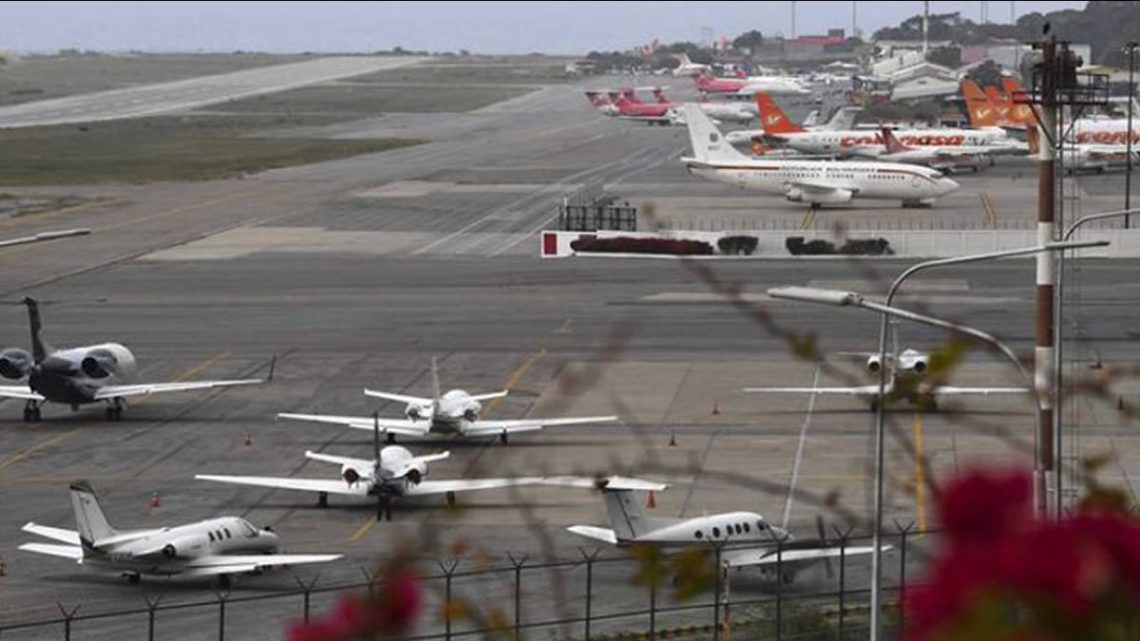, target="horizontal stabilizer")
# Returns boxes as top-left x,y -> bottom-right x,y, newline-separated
566,525 -> 619,545
19,543 -> 83,561
22,522 -> 80,545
